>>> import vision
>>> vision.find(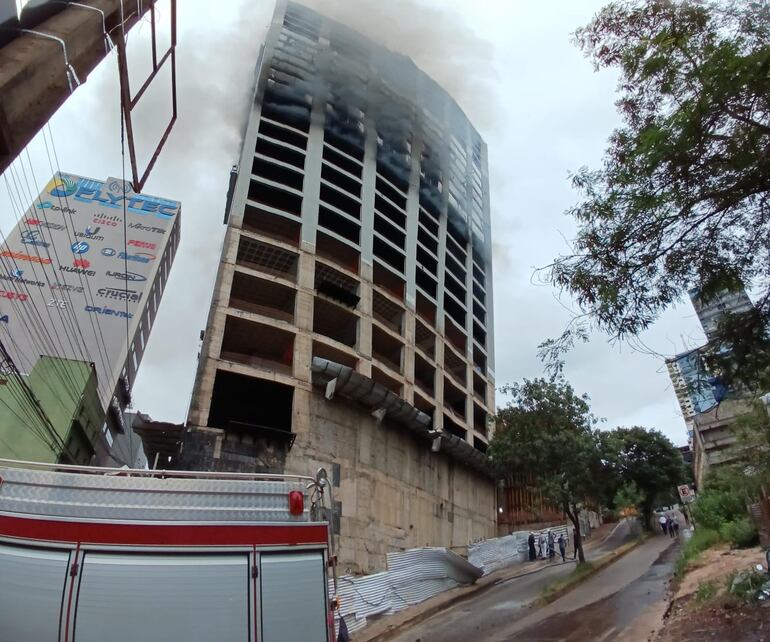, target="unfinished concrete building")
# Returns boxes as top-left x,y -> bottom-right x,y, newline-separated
184,1 -> 497,572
